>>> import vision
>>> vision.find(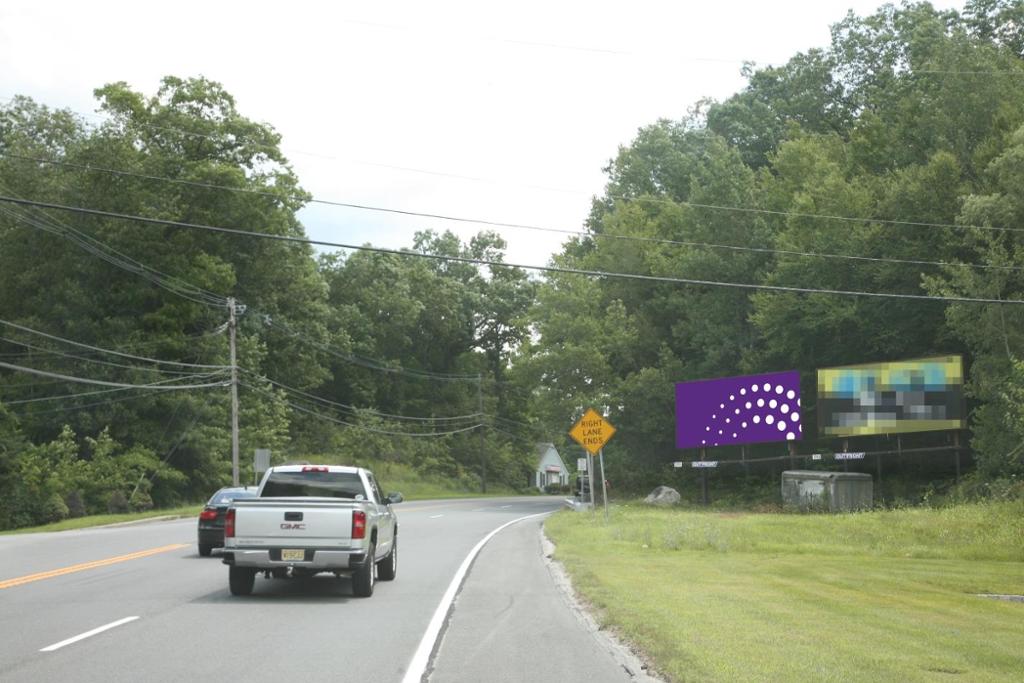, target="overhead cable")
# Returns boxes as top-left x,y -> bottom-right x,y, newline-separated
242,381 -> 483,437
3,373 -> 227,404
0,195 -> 1018,305
0,318 -> 231,369
0,335 -> 215,376
5,152 -> 1020,272
0,360 -> 230,389
242,369 -> 485,422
